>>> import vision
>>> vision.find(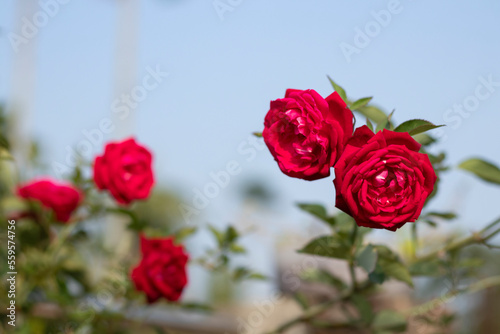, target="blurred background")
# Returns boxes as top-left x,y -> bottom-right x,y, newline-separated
1,0 -> 500,333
